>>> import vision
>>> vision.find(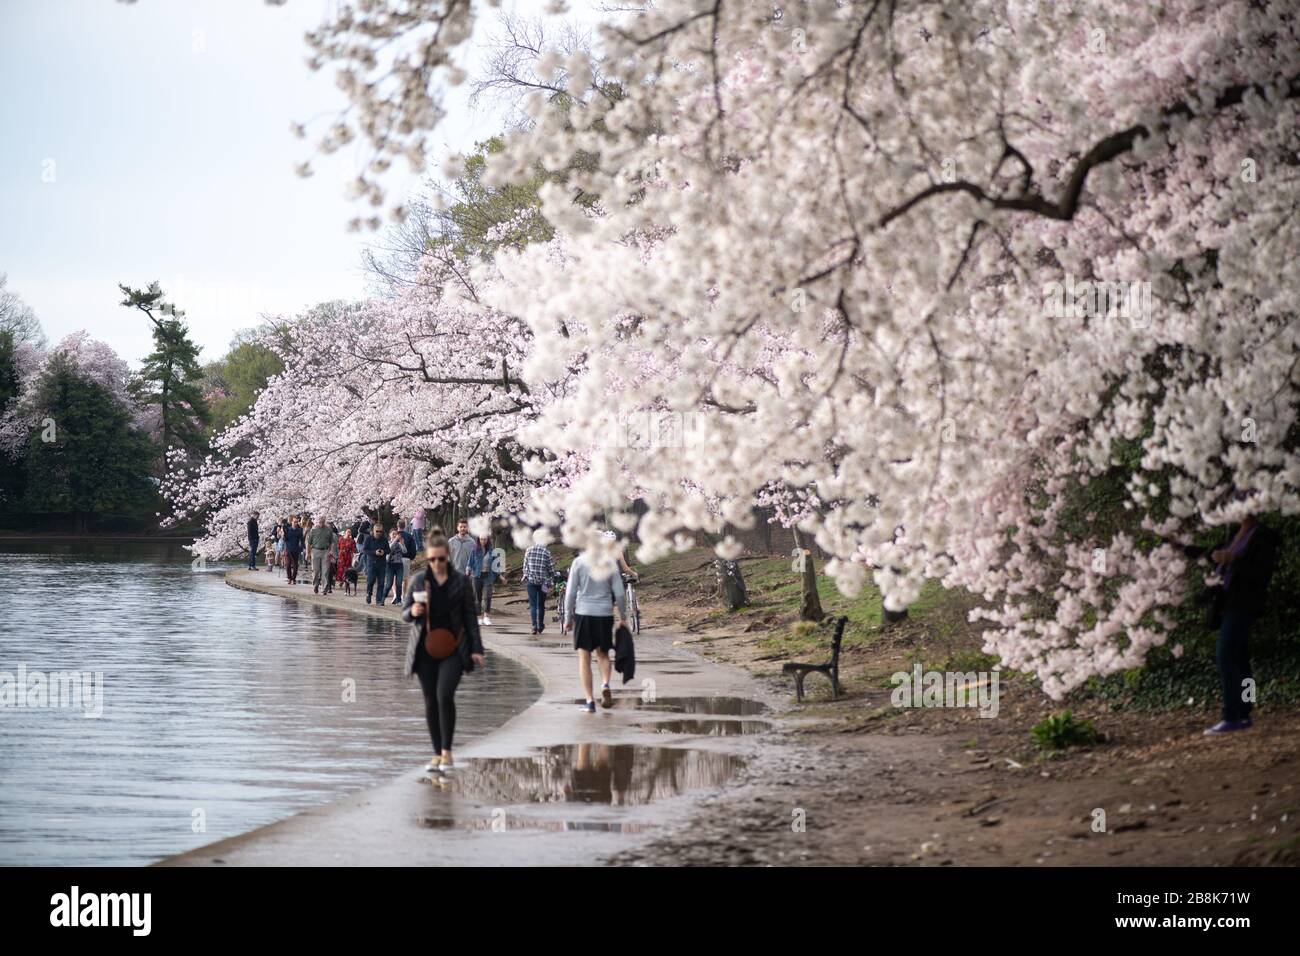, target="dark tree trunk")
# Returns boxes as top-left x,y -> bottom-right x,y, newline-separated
792,528 -> 824,622
882,567 -> 909,625
714,558 -> 748,611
